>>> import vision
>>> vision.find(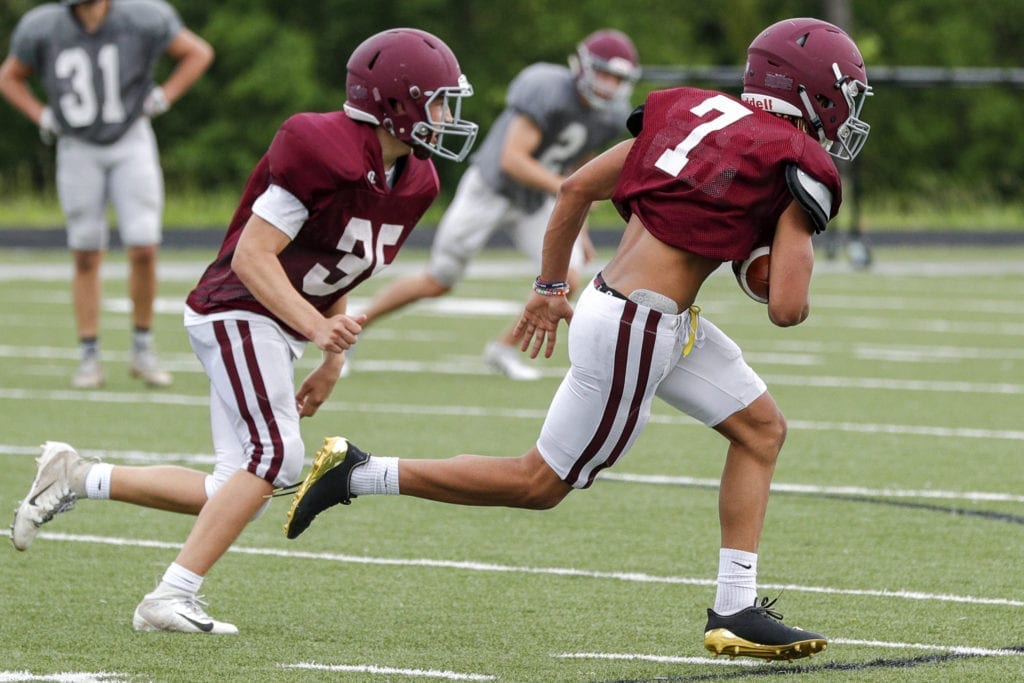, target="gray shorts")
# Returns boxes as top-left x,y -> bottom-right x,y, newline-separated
427,166 -> 585,287
56,118 -> 164,250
